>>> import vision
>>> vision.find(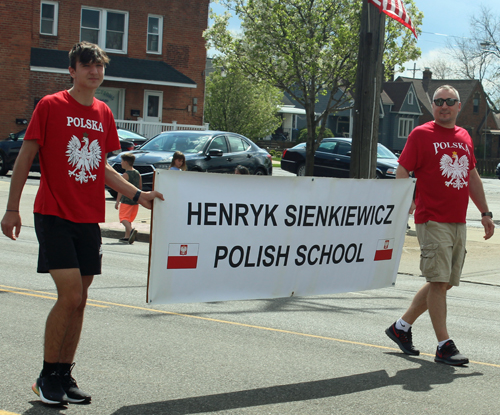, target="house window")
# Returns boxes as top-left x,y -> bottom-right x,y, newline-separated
473,92 -> 480,113
40,1 -> 58,36
408,91 -> 414,105
398,118 -> 414,138
147,15 -> 163,54
80,7 -> 128,53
